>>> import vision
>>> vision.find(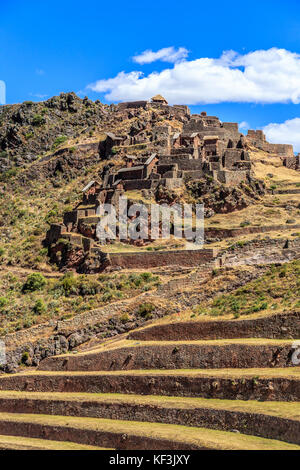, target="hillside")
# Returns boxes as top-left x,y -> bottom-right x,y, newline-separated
0,93 -> 299,450
0,93 -> 298,336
